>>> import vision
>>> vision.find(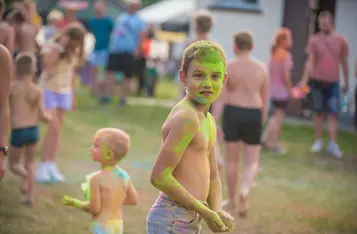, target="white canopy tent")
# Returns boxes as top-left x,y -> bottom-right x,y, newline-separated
138,0 -> 195,25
